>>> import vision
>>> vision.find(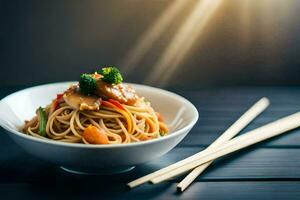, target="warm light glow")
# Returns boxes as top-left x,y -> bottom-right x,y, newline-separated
119,0 -> 187,75
118,0 -> 296,86
145,0 -> 223,86
239,0 -> 251,45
